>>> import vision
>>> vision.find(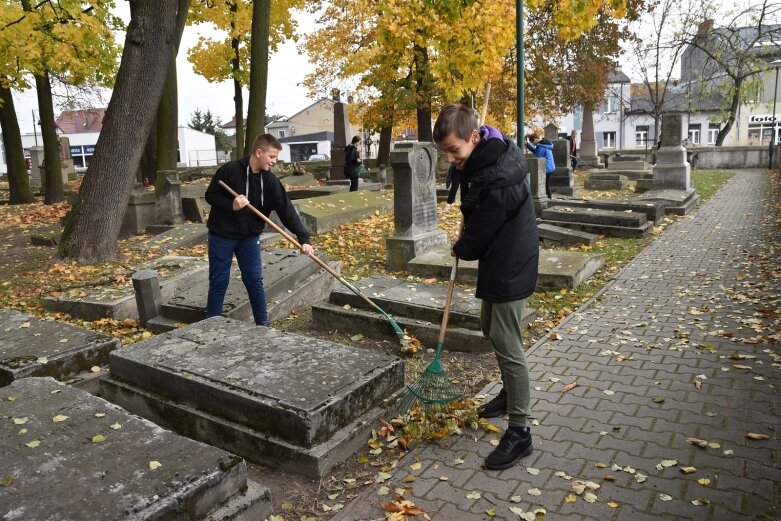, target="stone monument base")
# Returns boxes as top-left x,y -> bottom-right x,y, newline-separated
636,188 -> 700,216
385,229 -> 447,272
